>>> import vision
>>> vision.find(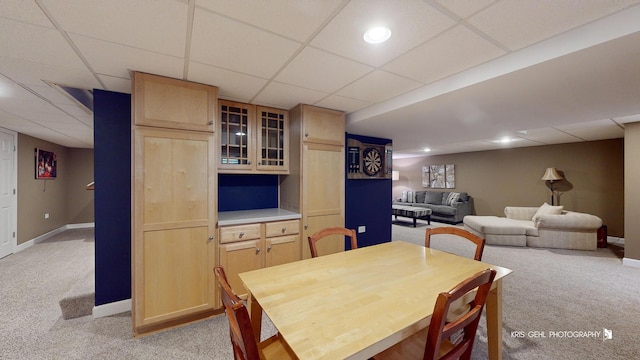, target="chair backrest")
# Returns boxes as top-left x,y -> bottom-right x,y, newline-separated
425,227 -> 485,261
308,227 -> 358,258
214,266 -> 260,360
424,268 -> 497,360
